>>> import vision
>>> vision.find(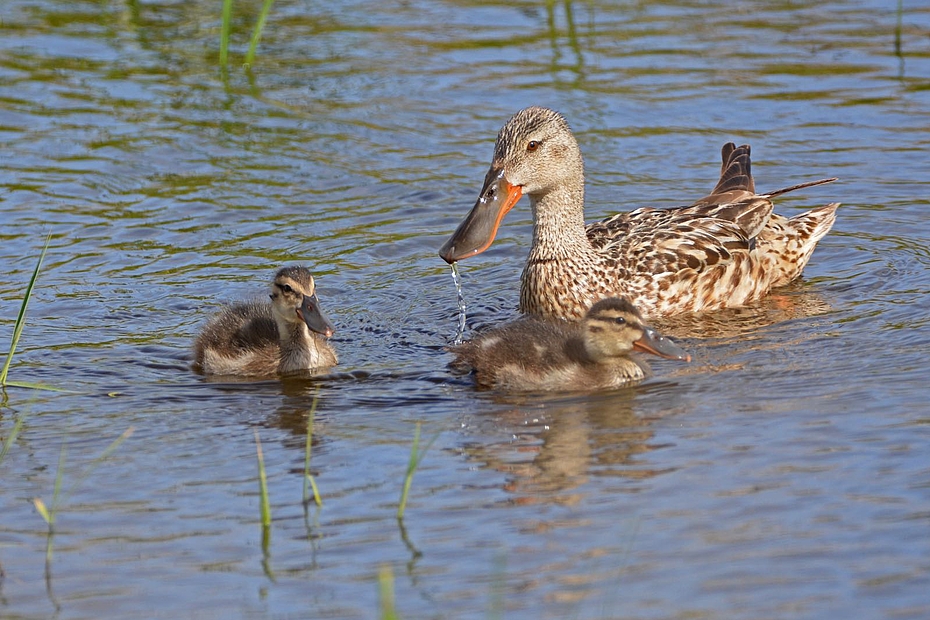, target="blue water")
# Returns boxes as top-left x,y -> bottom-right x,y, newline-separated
1,0 -> 929,618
